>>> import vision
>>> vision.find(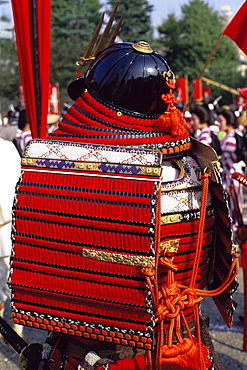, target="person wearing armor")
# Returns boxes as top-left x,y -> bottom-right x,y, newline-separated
10,41 -> 239,370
